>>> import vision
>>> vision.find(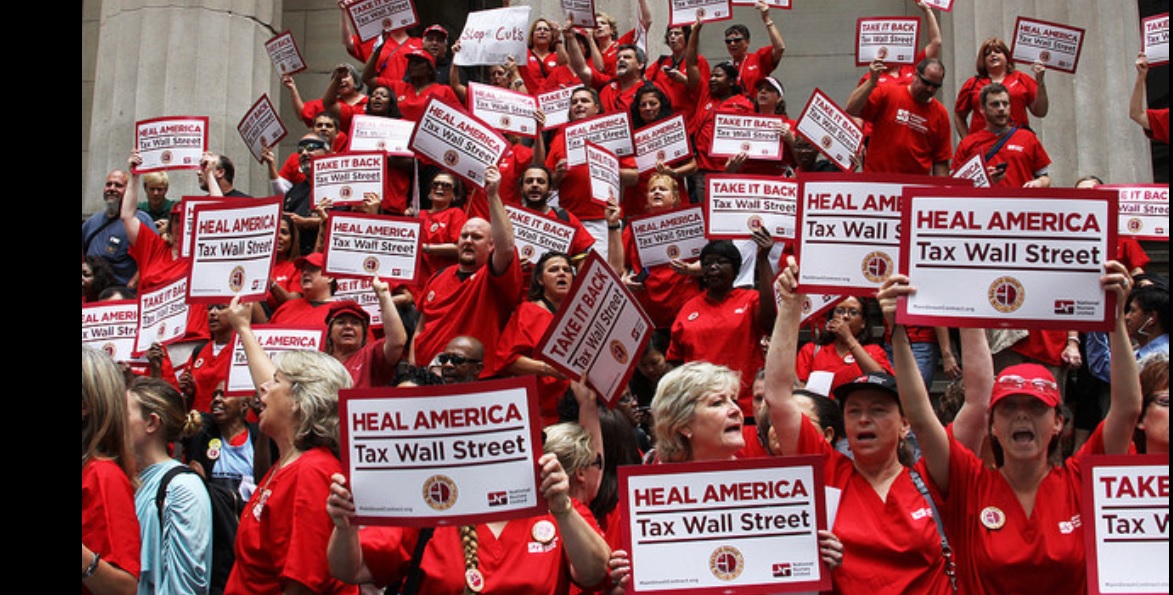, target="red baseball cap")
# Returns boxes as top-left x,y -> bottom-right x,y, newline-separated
326,300 -> 370,326
990,363 -> 1062,409
406,48 -> 436,67
423,24 -> 448,40
295,252 -> 325,270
